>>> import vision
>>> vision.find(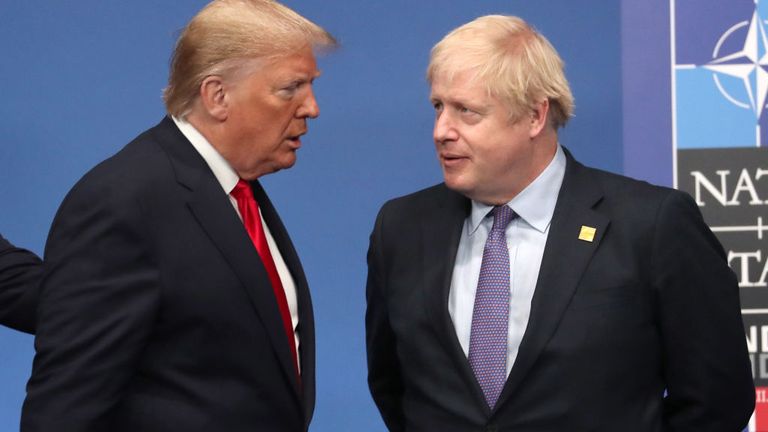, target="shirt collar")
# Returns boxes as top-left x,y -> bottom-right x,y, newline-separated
172,116 -> 240,195
468,144 -> 566,235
